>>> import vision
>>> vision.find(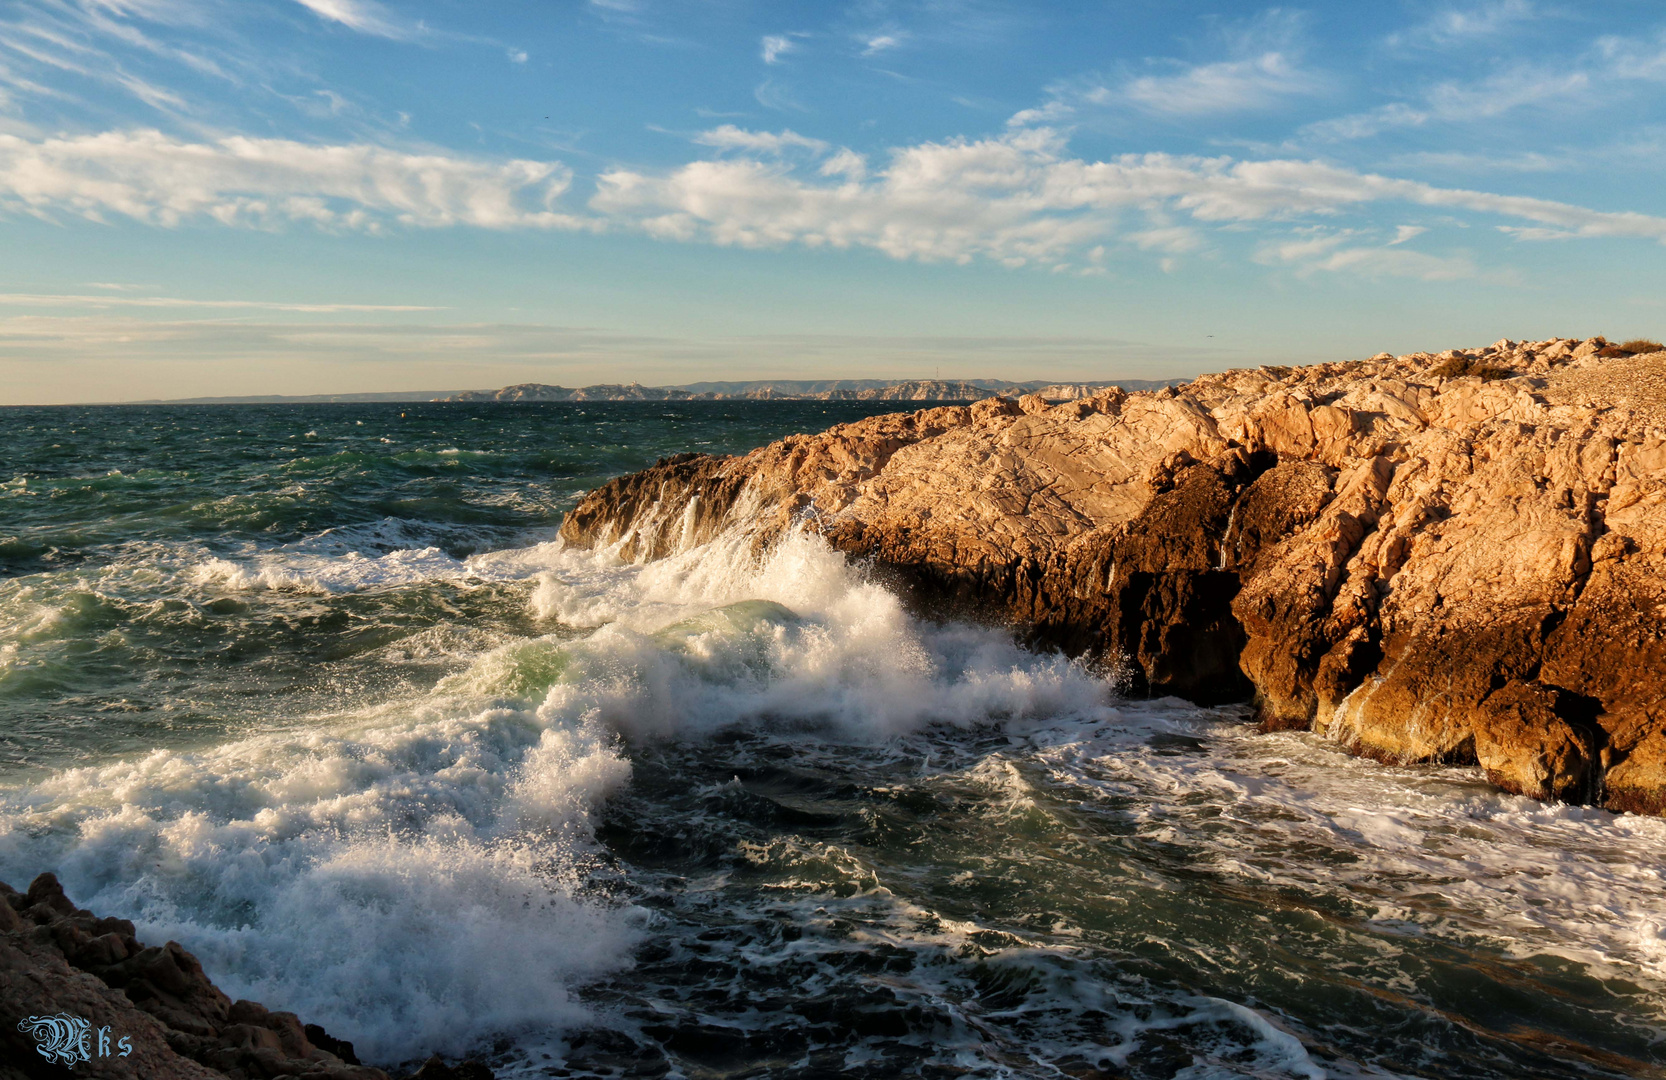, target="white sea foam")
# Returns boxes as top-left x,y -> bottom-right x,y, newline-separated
6,517 -> 1666,1072
1017,701 -> 1666,992
191,546 -> 470,594
0,698 -> 638,1060
477,524 -> 1118,741
0,521 -> 1126,1063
